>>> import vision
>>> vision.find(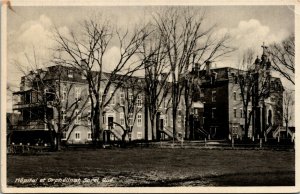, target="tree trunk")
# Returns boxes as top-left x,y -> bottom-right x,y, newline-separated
56,131 -> 62,151
144,97 -> 149,143
150,116 -> 155,141
244,112 -> 249,141
93,102 -> 101,146
122,130 -> 127,147
184,88 -> 190,140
